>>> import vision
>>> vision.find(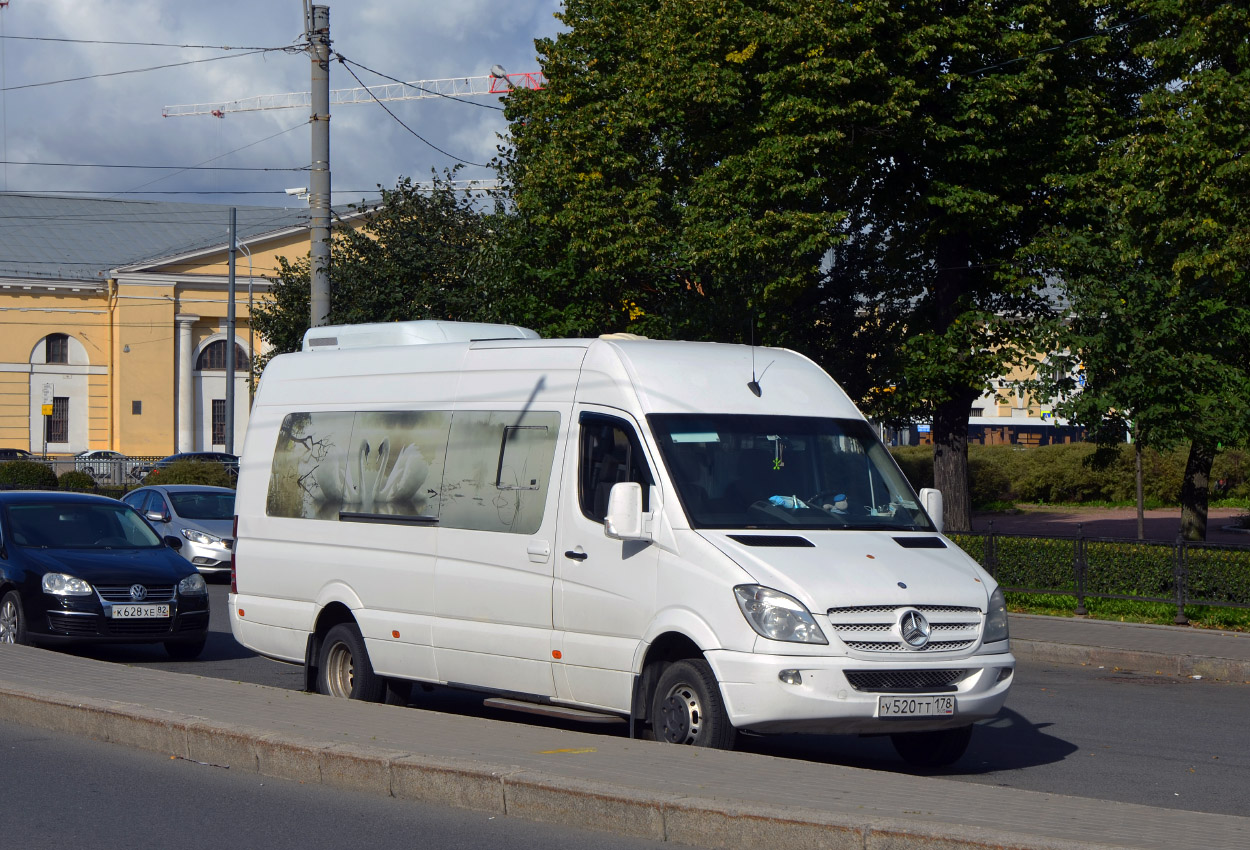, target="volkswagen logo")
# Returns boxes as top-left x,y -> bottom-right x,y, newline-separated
129,584 -> 148,602
898,609 -> 931,649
